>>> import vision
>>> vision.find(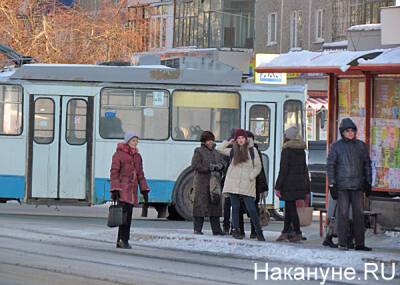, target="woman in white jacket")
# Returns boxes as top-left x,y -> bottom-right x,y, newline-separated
217,129 -> 265,241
